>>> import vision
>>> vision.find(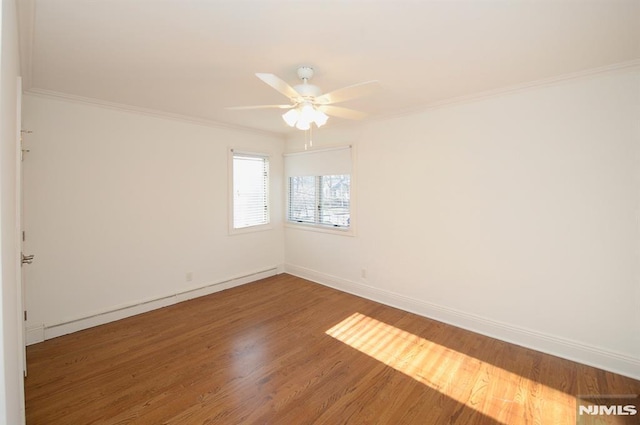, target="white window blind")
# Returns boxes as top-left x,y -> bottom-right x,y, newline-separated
284,146 -> 352,177
232,151 -> 269,229
285,146 -> 352,229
